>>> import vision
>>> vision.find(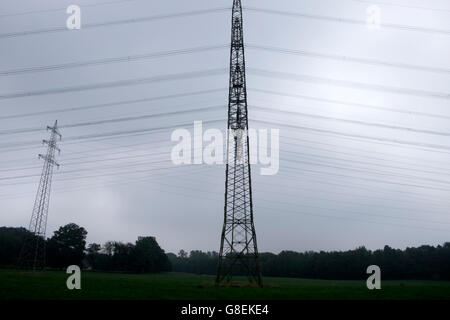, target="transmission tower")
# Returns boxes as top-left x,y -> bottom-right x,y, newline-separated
18,121 -> 61,271
216,0 -> 262,287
